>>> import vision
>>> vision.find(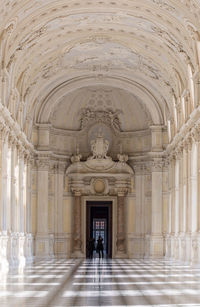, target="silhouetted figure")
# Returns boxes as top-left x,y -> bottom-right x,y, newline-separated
87,238 -> 95,259
97,235 -> 104,258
